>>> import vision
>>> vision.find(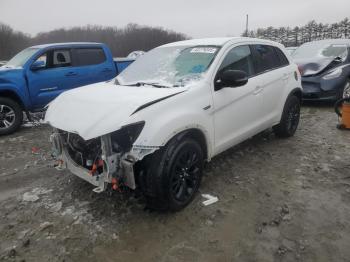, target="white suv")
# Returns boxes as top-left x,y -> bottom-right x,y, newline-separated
46,37 -> 302,211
